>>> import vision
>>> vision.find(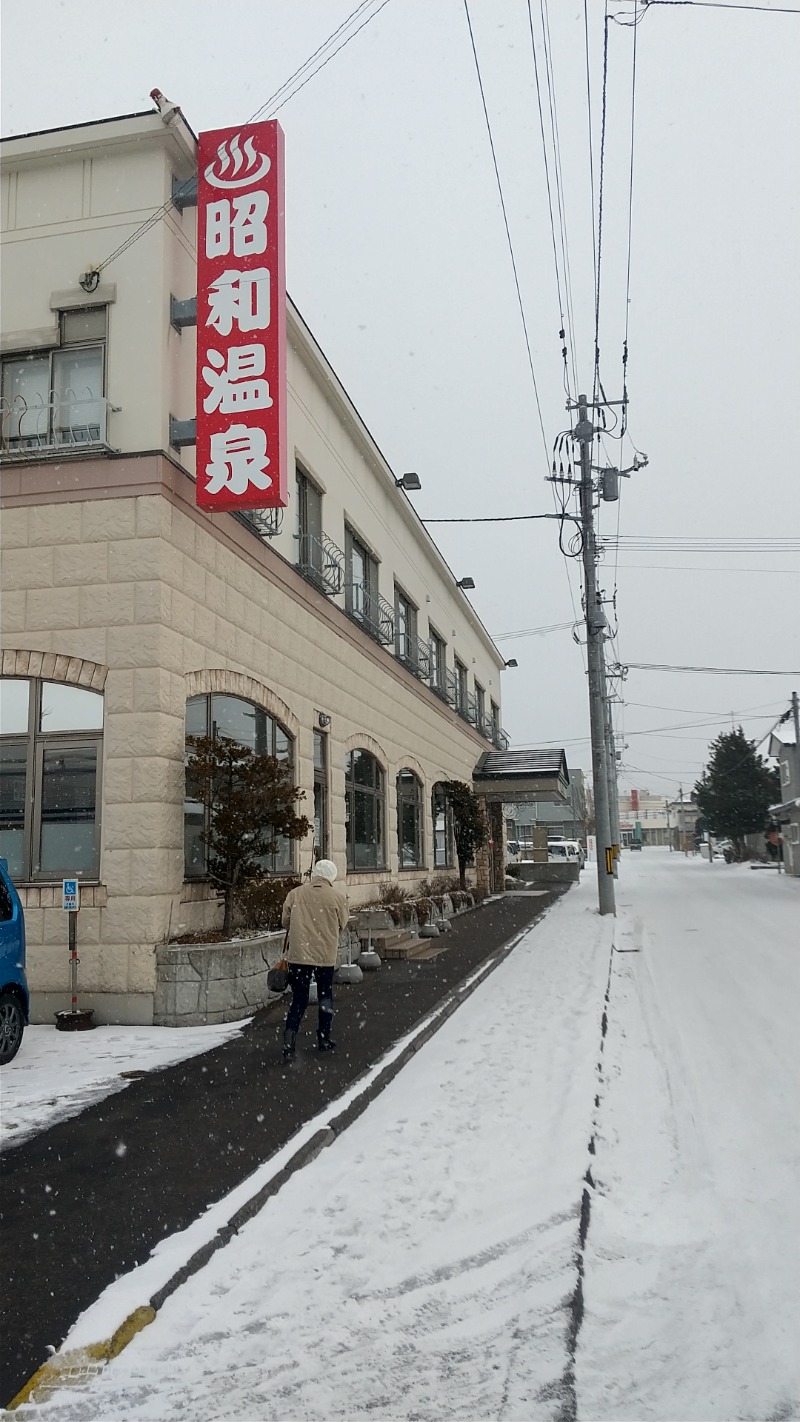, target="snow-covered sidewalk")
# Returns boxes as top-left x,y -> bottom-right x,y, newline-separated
23,879 -> 613,1421
12,854 -> 800,1421
0,1021 -> 248,1152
